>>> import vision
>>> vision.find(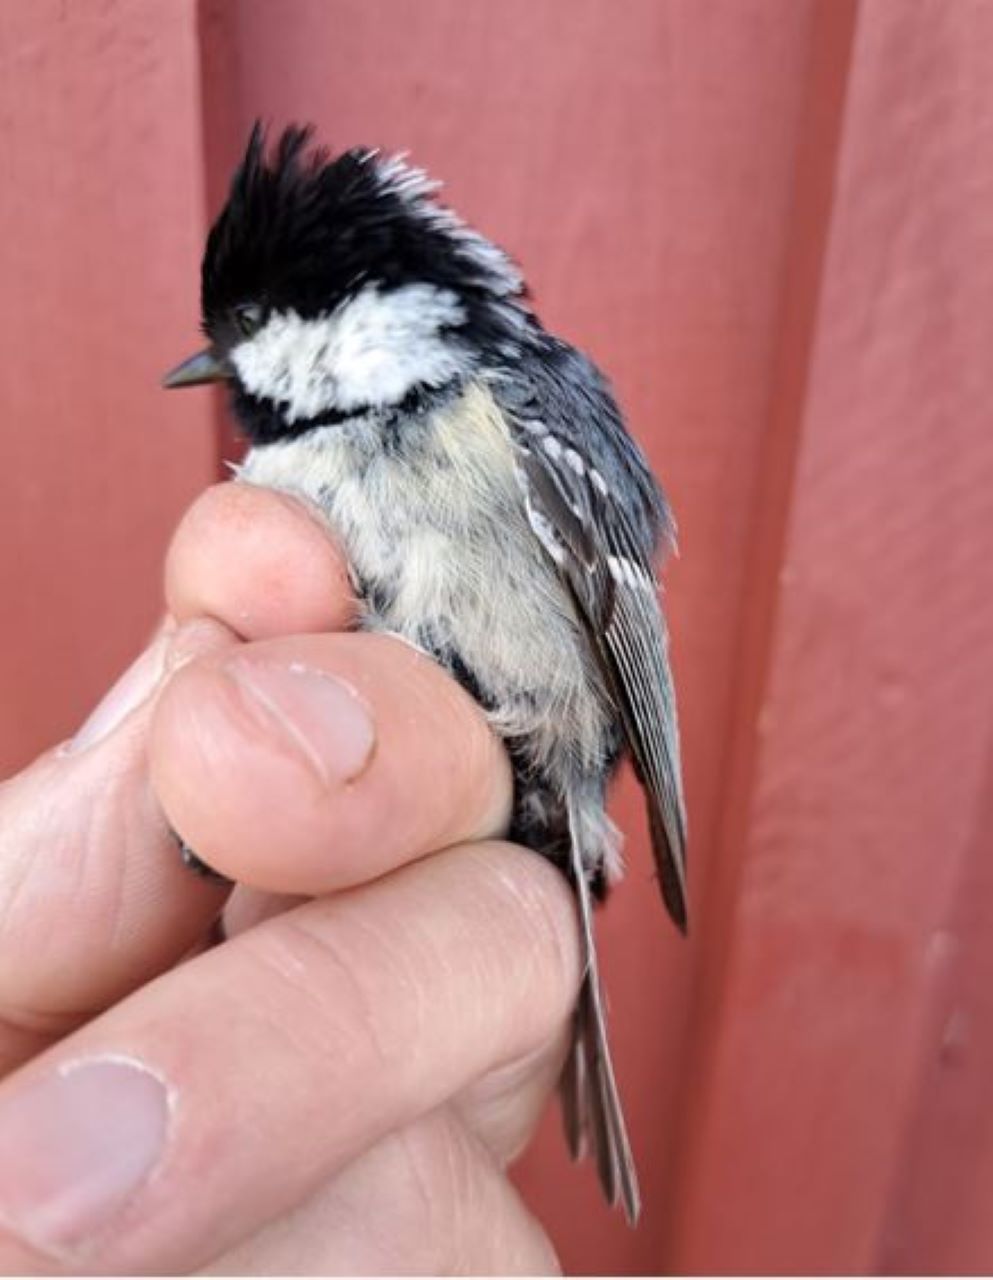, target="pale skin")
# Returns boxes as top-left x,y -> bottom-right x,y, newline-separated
0,483 -> 581,1274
